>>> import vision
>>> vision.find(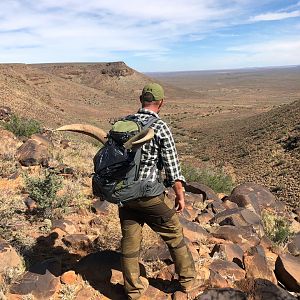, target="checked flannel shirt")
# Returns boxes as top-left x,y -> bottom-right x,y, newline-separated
133,108 -> 185,187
